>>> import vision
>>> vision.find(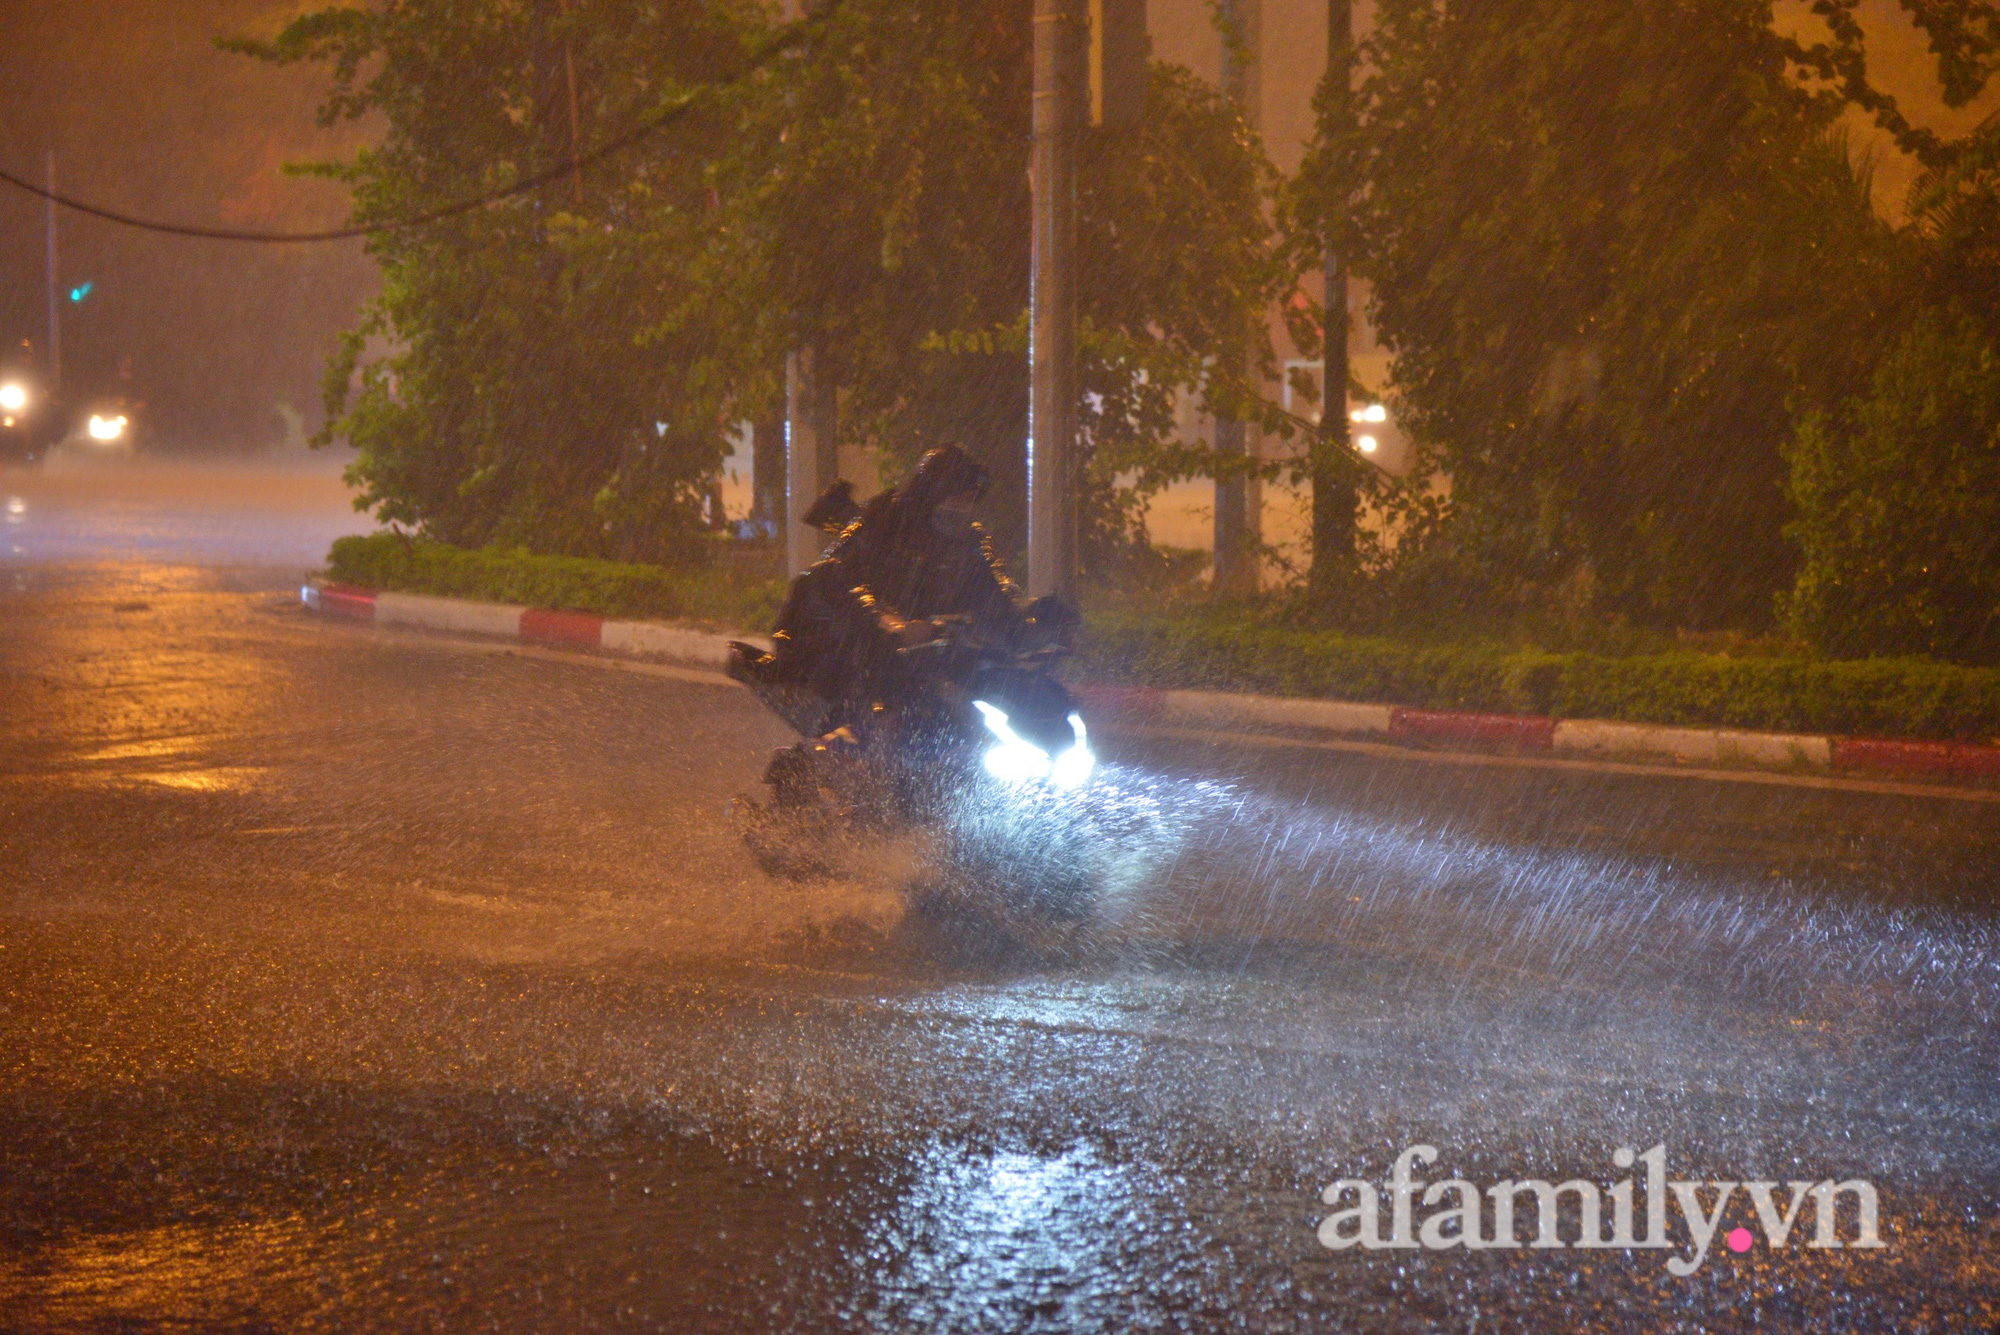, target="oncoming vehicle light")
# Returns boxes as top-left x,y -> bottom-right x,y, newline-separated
87,414 -> 128,442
